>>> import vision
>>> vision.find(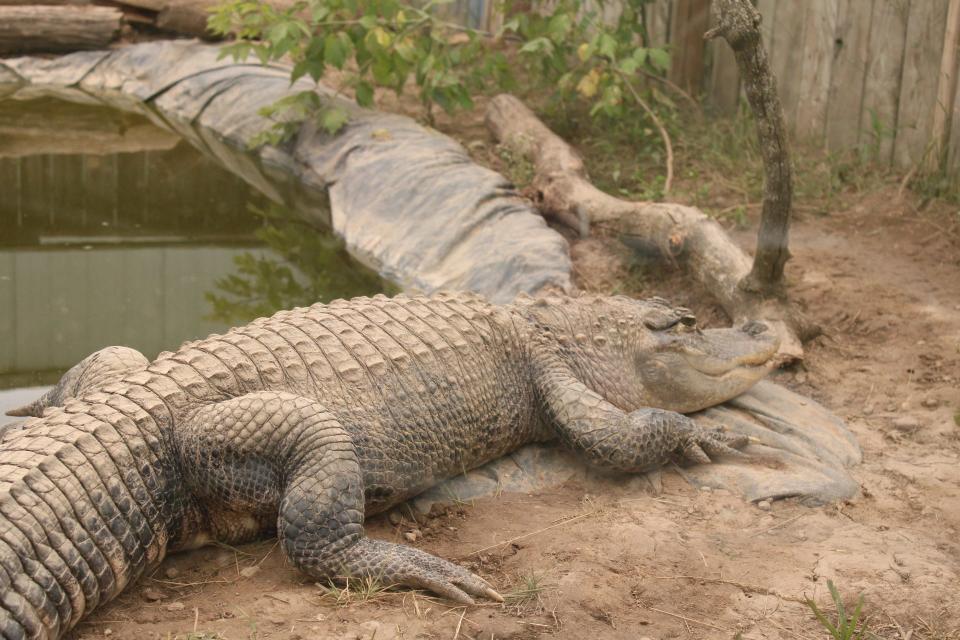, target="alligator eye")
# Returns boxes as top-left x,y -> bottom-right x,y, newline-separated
680,314 -> 697,327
